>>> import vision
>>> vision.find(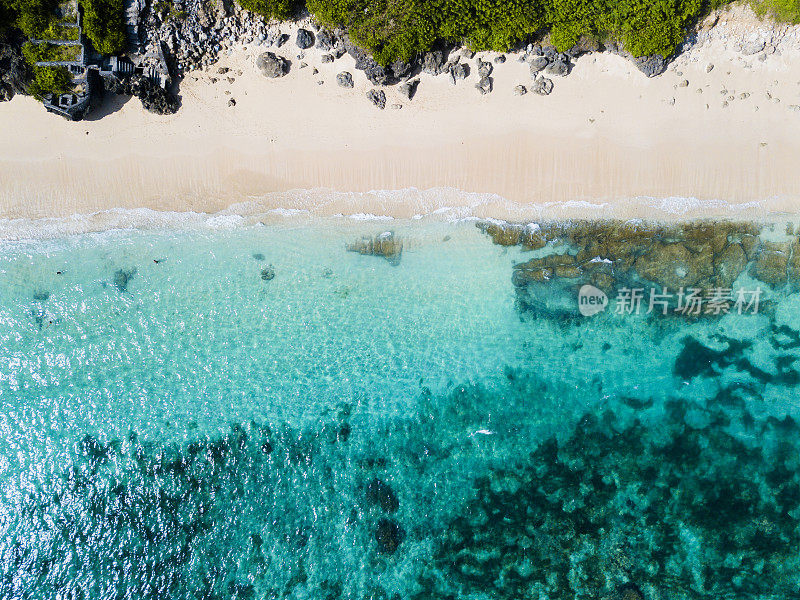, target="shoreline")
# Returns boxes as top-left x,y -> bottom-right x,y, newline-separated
3,6 -> 800,223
